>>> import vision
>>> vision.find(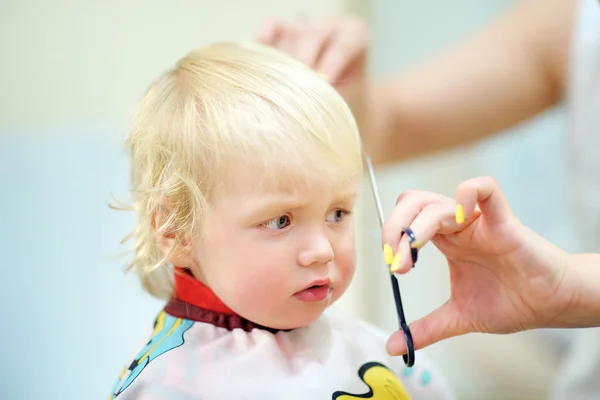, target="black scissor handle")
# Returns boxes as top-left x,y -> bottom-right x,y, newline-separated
401,321 -> 415,367
389,226 -> 419,367
401,227 -> 419,266
390,274 -> 415,367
